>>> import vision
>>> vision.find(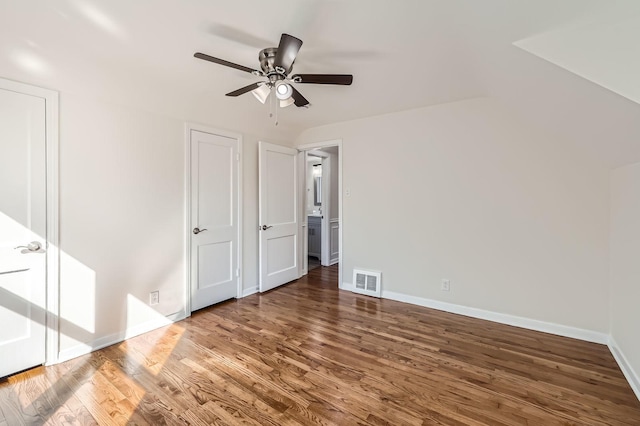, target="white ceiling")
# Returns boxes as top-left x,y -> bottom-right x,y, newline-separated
516,14 -> 640,106
1,0 -> 640,167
